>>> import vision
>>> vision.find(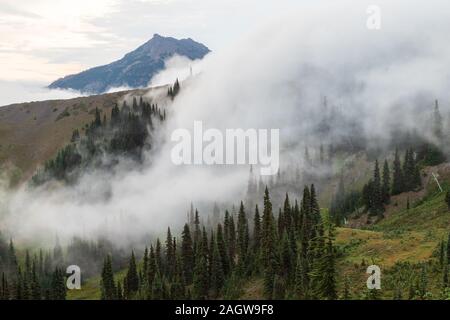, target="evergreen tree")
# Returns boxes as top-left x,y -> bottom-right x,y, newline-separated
310,184 -> 321,227
392,148 -> 404,195
125,251 -> 139,297
216,224 -> 230,275
263,264 -> 275,299
192,254 -> 209,300
155,239 -> 162,272
272,275 -> 286,299
116,280 -> 123,300
372,160 -> 384,216
209,238 -> 224,298
151,271 -> 164,299
50,268 -> 66,300
283,193 -> 292,234
433,99 -> 443,143
381,160 -> 391,204
1,272 -> 9,300
194,210 -> 201,249
262,187 -> 276,269
30,261 -> 41,300
277,208 -> 285,237
142,247 -> 149,284
279,231 -> 293,279
237,201 -> 249,265
147,245 -> 157,290
165,227 -> 175,278
253,205 -> 261,252
294,254 -> 306,299
181,224 -> 194,284
7,239 -> 18,277
101,255 -> 116,300
316,237 -> 337,299
228,215 -> 236,264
